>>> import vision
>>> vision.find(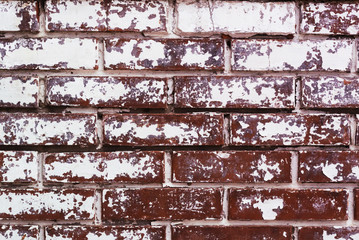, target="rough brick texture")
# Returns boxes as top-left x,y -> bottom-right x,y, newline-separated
228,189 -> 348,220
1,0 -> 358,239
103,188 -> 223,221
